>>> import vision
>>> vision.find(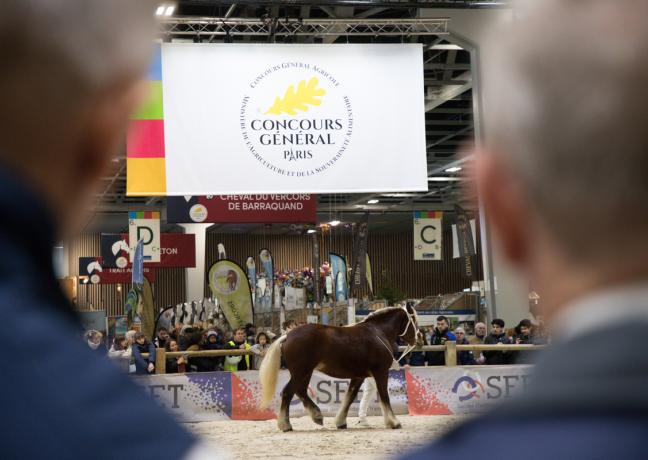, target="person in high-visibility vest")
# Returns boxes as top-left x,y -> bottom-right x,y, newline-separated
224,328 -> 251,371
